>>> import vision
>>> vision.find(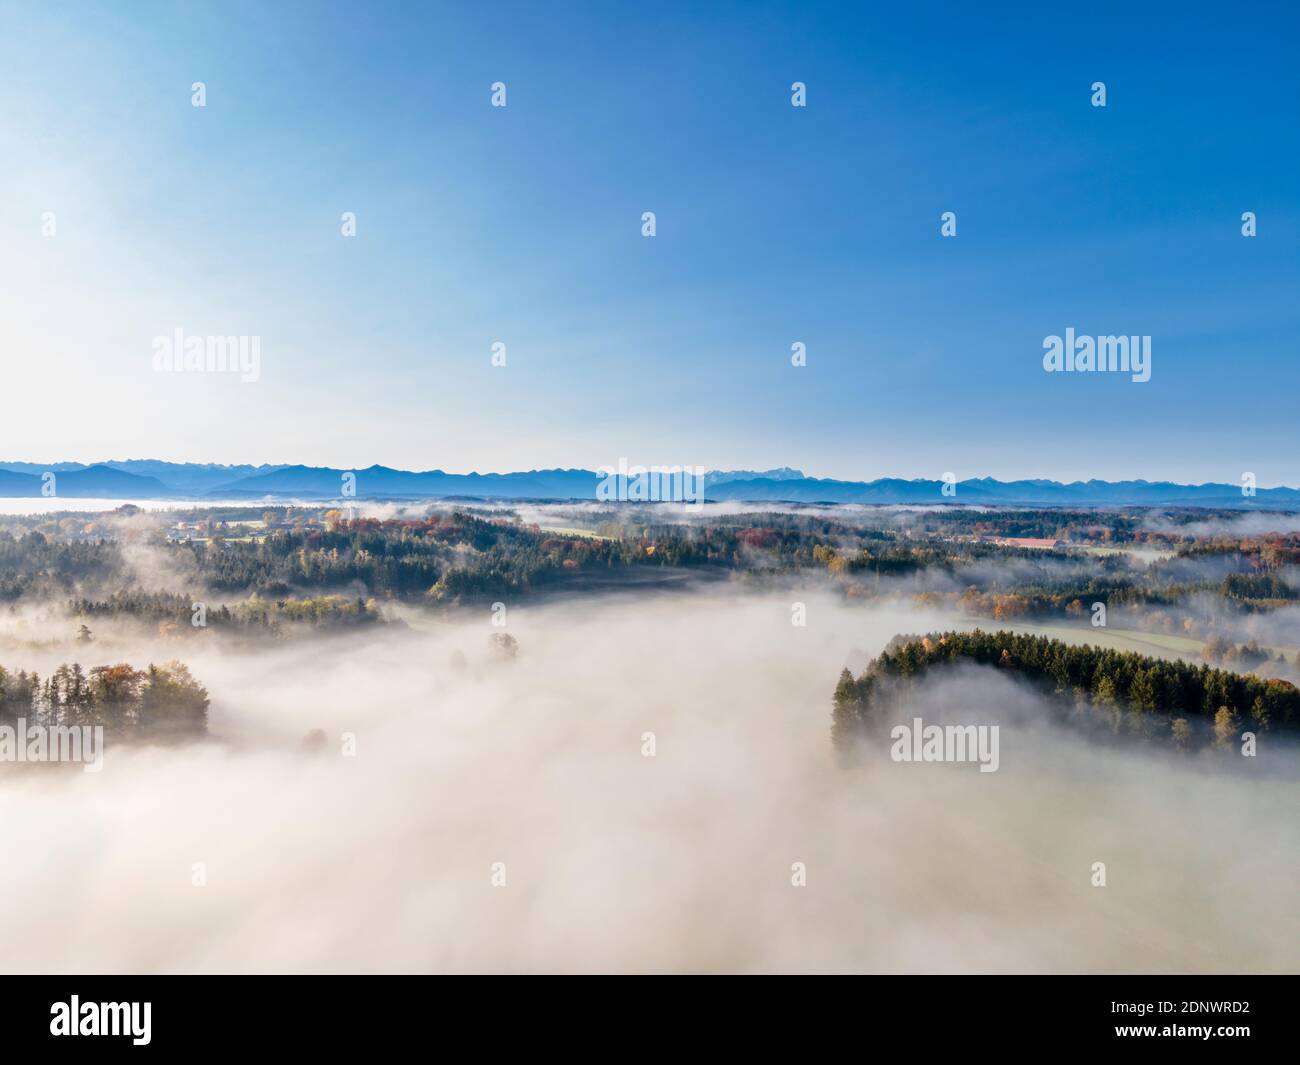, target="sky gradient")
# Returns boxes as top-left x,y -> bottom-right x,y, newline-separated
1,0 -> 1297,483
